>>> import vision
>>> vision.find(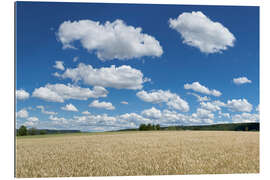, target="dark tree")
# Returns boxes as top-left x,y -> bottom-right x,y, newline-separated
156,124 -> 160,130
147,123 -> 152,130
40,130 -> 47,135
28,127 -> 37,135
18,125 -> 27,136
139,124 -> 147,131
168,126 -> 176,130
